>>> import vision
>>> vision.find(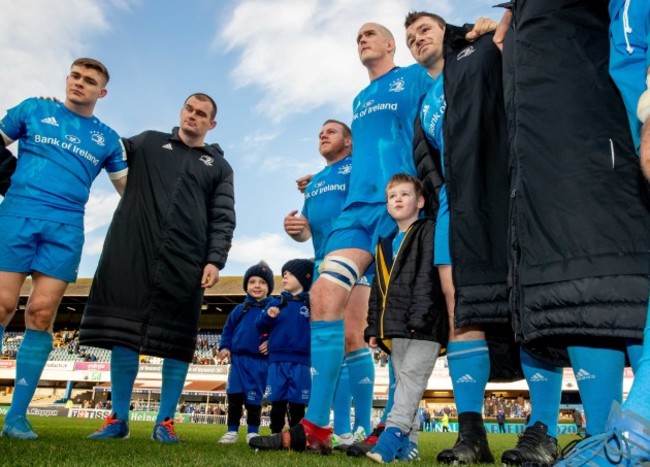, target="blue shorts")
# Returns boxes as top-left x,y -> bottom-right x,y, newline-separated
0,215 -> 84,282
326,201 -> 395,256
313,259 -> 374,287
264,361 -> 311,404
227,354 -> 268,405
434,185 -> 451,266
